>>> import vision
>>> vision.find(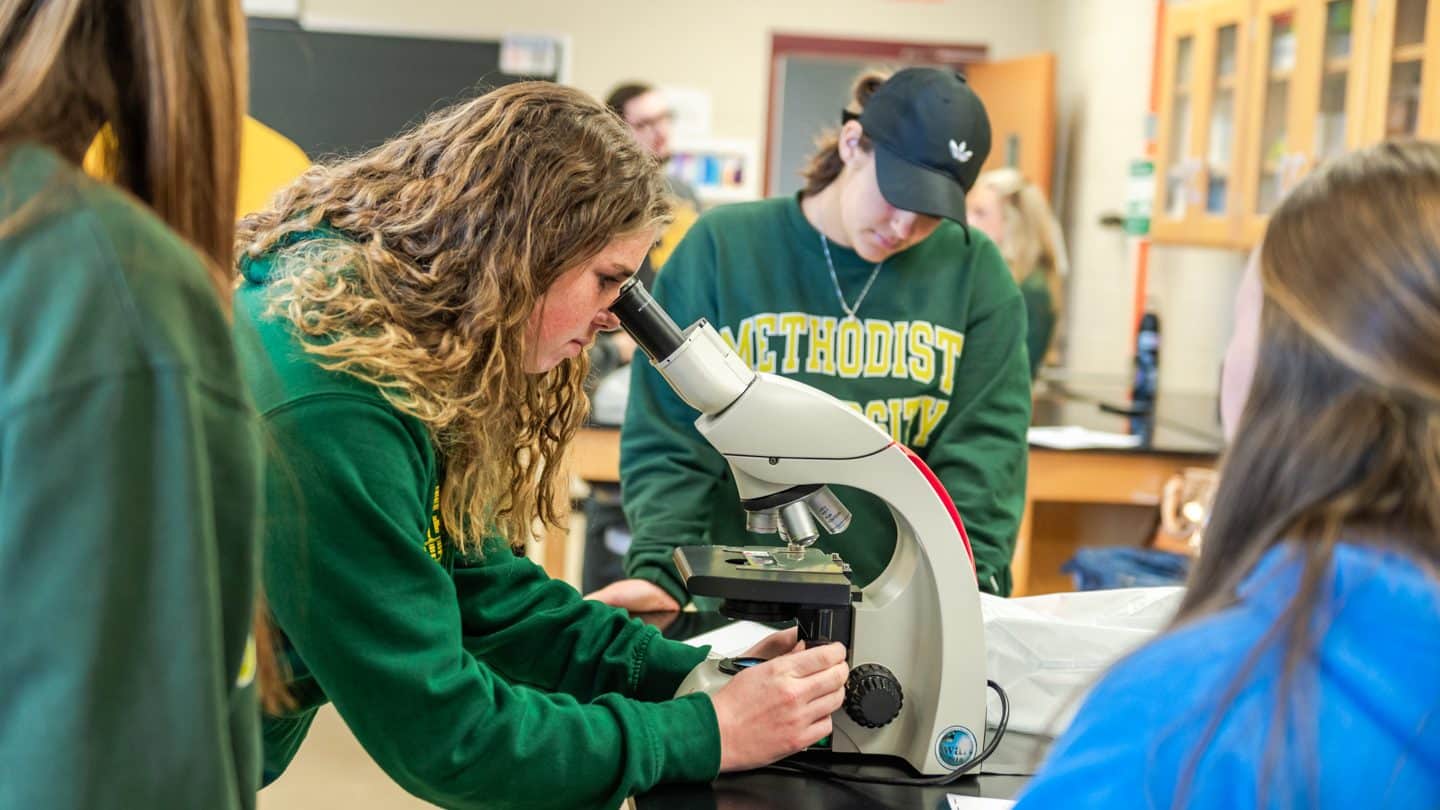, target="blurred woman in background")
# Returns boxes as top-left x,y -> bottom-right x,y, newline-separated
966,167 -> 1068,379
